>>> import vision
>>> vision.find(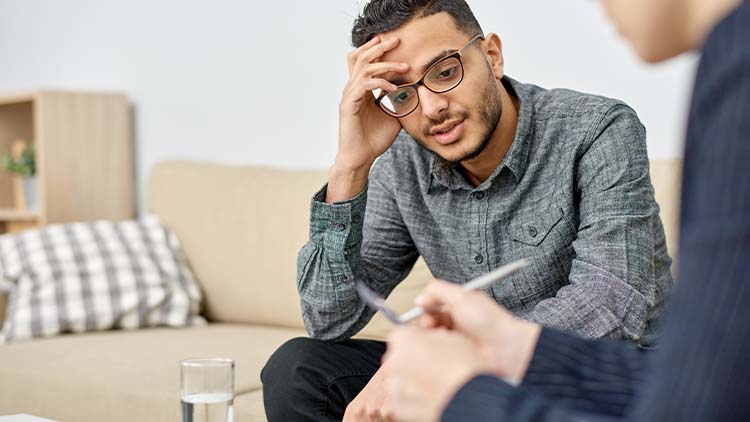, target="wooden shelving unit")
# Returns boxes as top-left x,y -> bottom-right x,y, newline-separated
0,90 -> 133,234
